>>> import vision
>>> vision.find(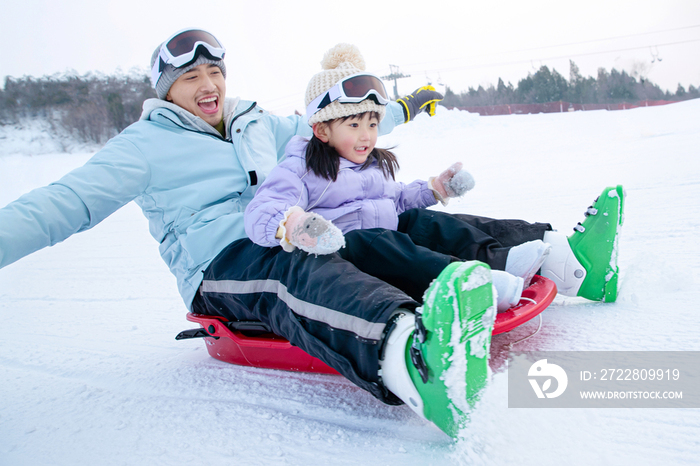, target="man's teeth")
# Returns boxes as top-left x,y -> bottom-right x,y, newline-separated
199,97 -> 217,103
